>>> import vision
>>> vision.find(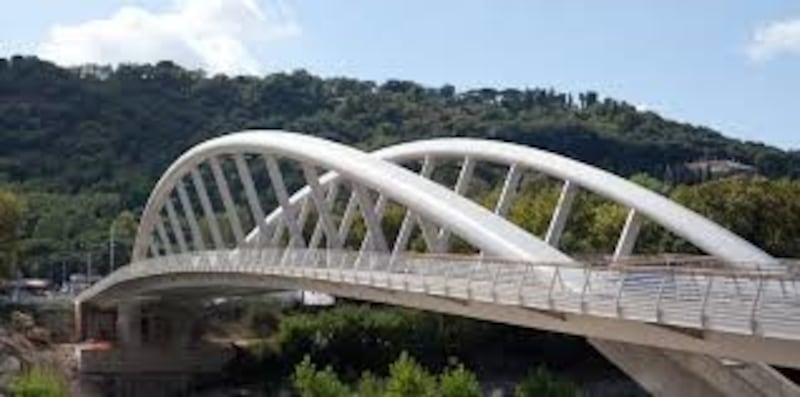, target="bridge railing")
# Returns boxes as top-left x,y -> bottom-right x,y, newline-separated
81,249 -> 800,342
